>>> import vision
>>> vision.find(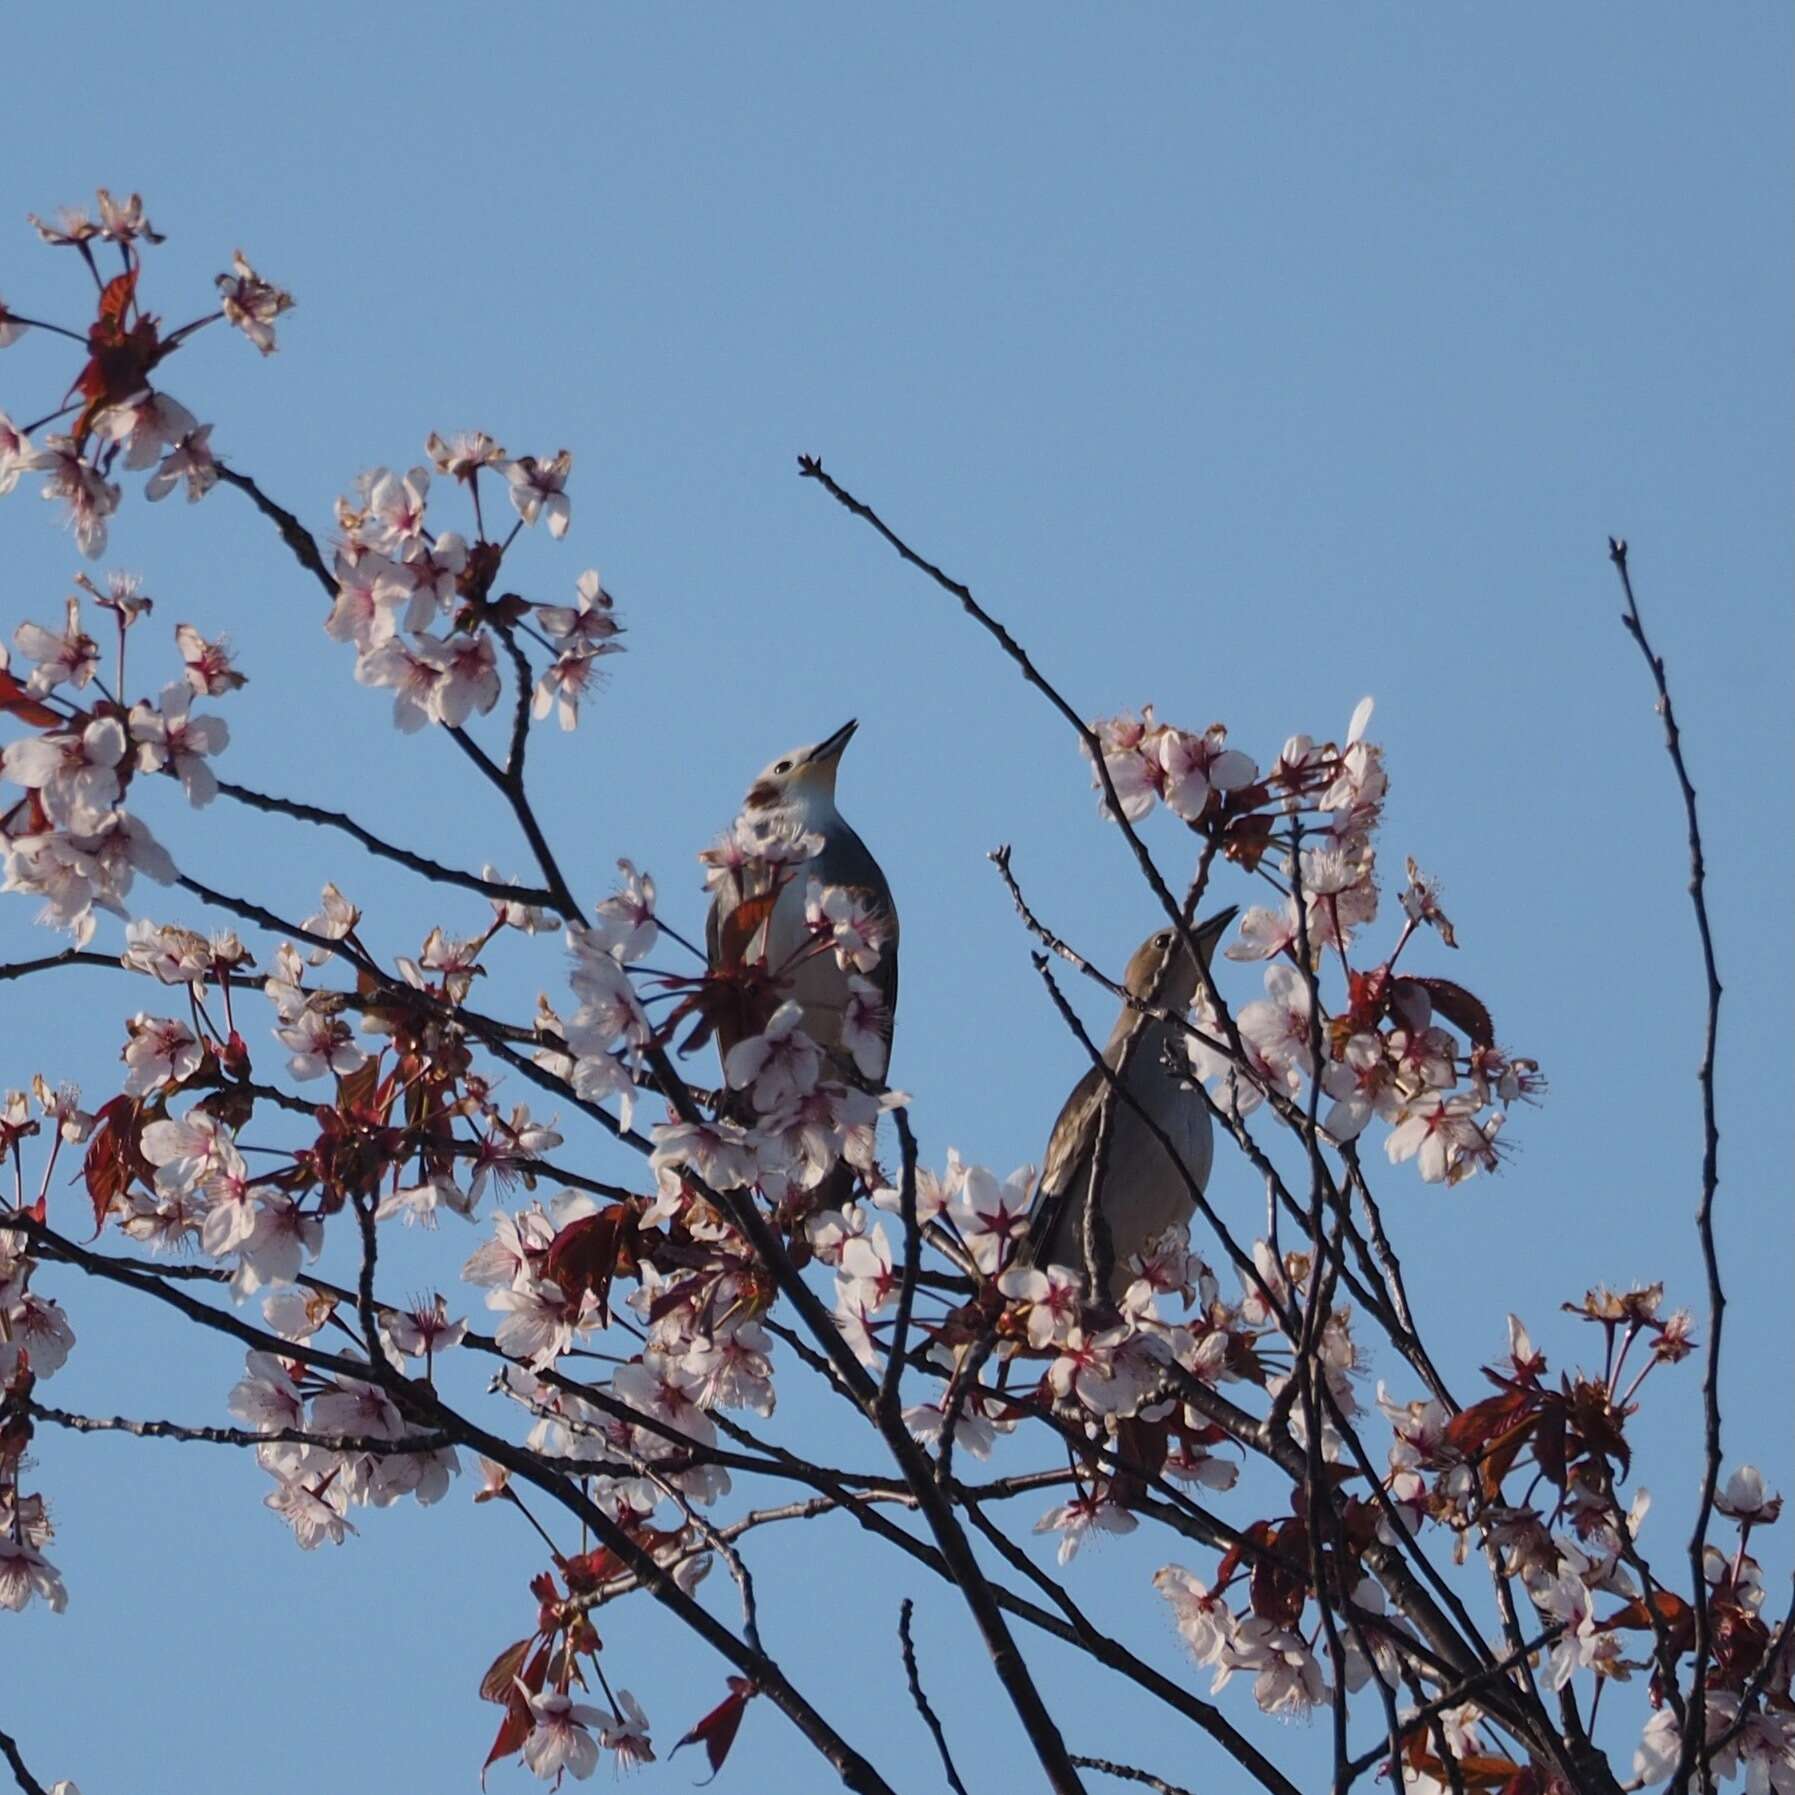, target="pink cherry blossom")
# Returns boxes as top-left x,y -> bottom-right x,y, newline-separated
724,1002 -> 822,1112
355,633 -> 444,731
430,631 -> 500,726
504,451 -> 573,538
263,1473 -> 355,1549
228,1351 -> 306,1433
537,570 -> 623,647
1033,1489 -> 1138,1563
2,716 -> 129,833
122,1013 -> 204,1095
0,1538 -> 68,1613
129,683 -> 230,805
13,596 -> 100,694
145,423 -> 218,503
425,430 -> 506,480
521,1689 -> 605,1781
92,390 -> 199,475
367,466 -> 431,547
589,859 -> 658,962
24,435 -> 119,558
276,1009 -> 367,1082
216,250 -> 294,354
0,409 -> 33,494
531,643 -> 609,730
1157,724 -> 1257,823
172,622 -> 246,695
